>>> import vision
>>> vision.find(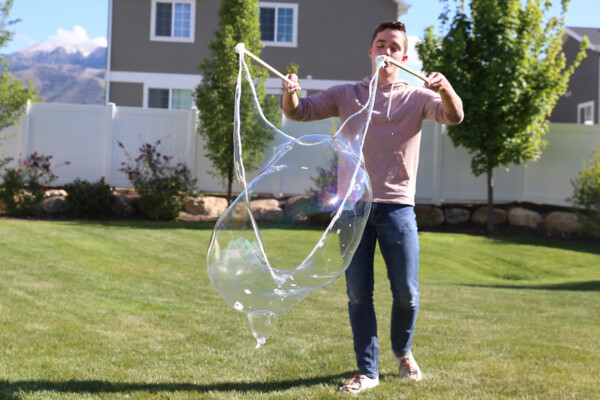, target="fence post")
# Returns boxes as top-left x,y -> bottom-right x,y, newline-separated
103,103 -> 117,184
18,100 -> 33,160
